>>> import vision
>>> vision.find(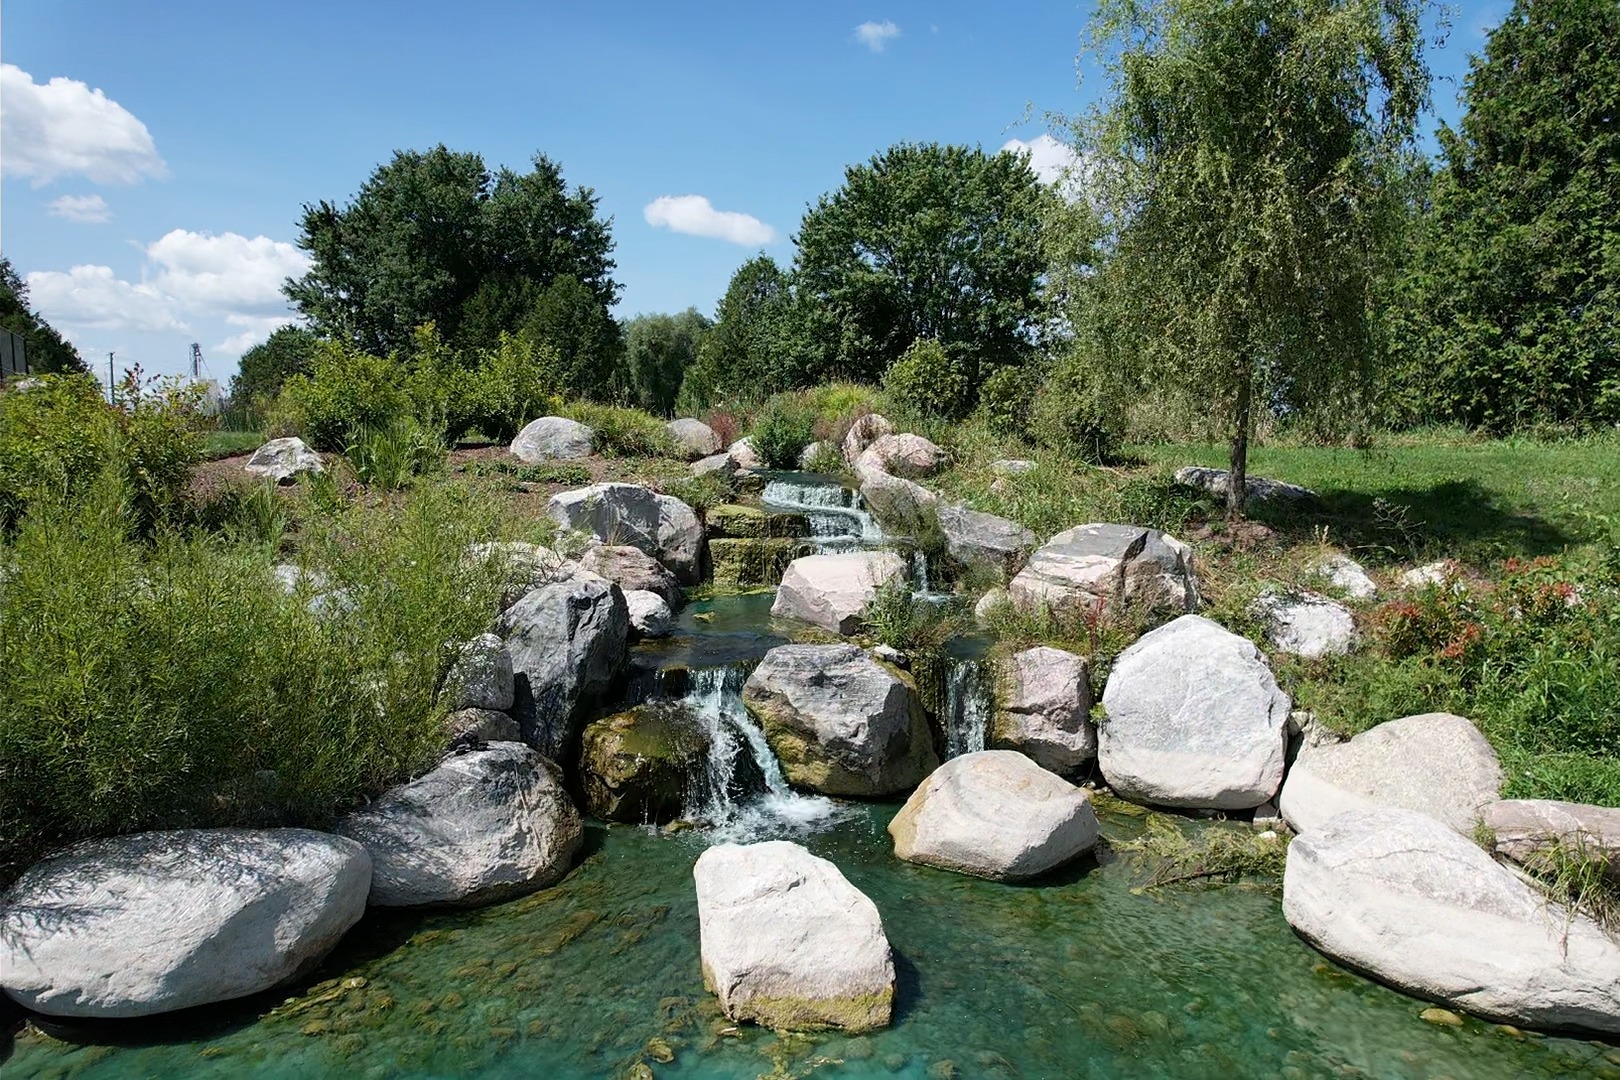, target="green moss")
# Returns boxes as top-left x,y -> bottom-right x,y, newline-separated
709,537 -> 800,590
706,503 -> 808,539
581,705 -> 708,823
